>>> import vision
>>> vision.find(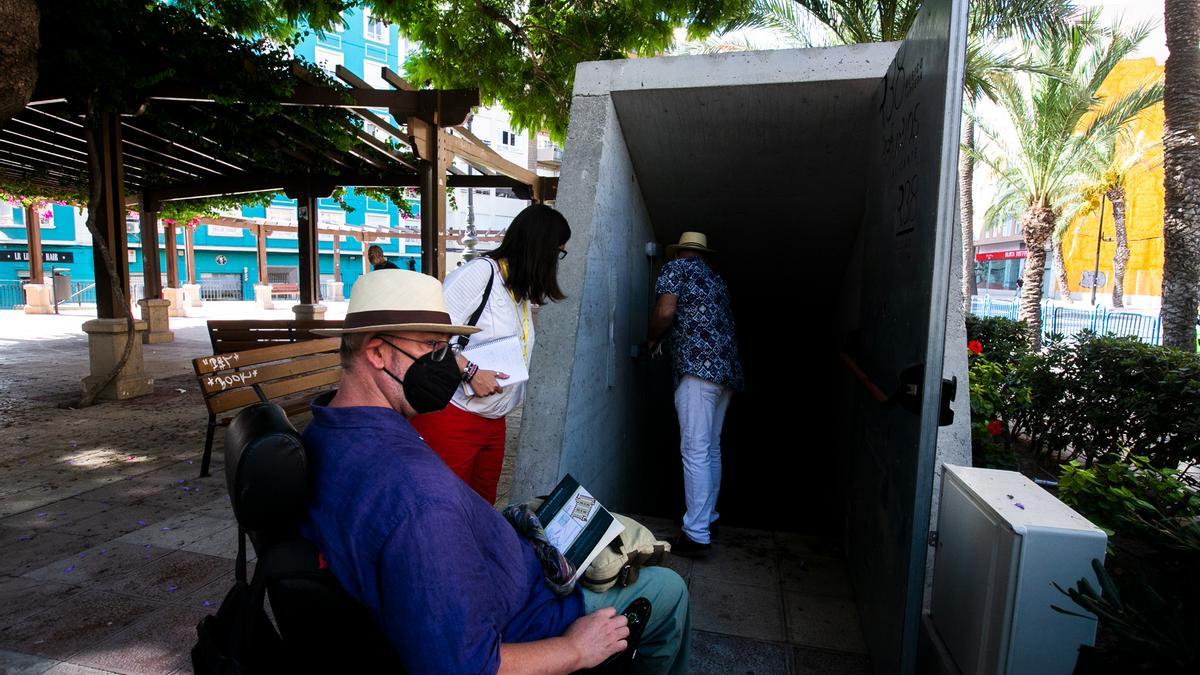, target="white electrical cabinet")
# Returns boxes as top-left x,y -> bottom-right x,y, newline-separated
930,465 -> 1107,675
